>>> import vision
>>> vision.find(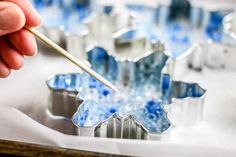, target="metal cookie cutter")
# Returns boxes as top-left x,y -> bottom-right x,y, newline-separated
35,25 -> 66,51
161,73 -> 206,126
72,98 -> 171,140
157,1 -> 234,73
65,27 -> 89,61
43,25 -> 66,47
65,42 -> 205,139
113,26 -> 202,82
72,114 -> 171,141
86,40 -> 168,89
71,42 -> 205,140
205,40 -> 236,70
204,12 -> 236,70
204,10 -> 236,70
165,43 -> 204,80
113,26 -> 149,56
71,42 -> 172,140
223,11 -> 236,34
84,6 -> 134,53
46,73 -> 83,119
86,47 -> 118,81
